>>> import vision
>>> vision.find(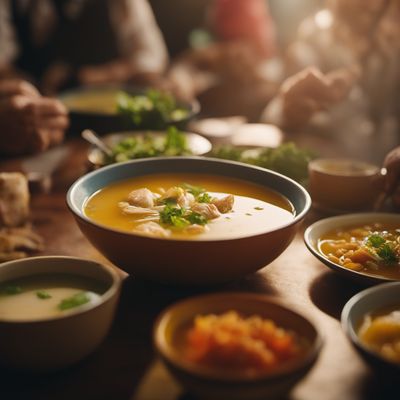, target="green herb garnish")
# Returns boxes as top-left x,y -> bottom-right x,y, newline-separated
367,234 -> 386,248
179,183 -> 205,197
197,192 -> 212,203
2,285 -> 22,295
105,126 -> 190,164
187,212 -> 208,226
58,292 -> 91,311
254,207 -> 264,211
36,290 -> 52,300
377,244 -> 398,263
159,204 -> 186,226
211,142 -> 316,185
